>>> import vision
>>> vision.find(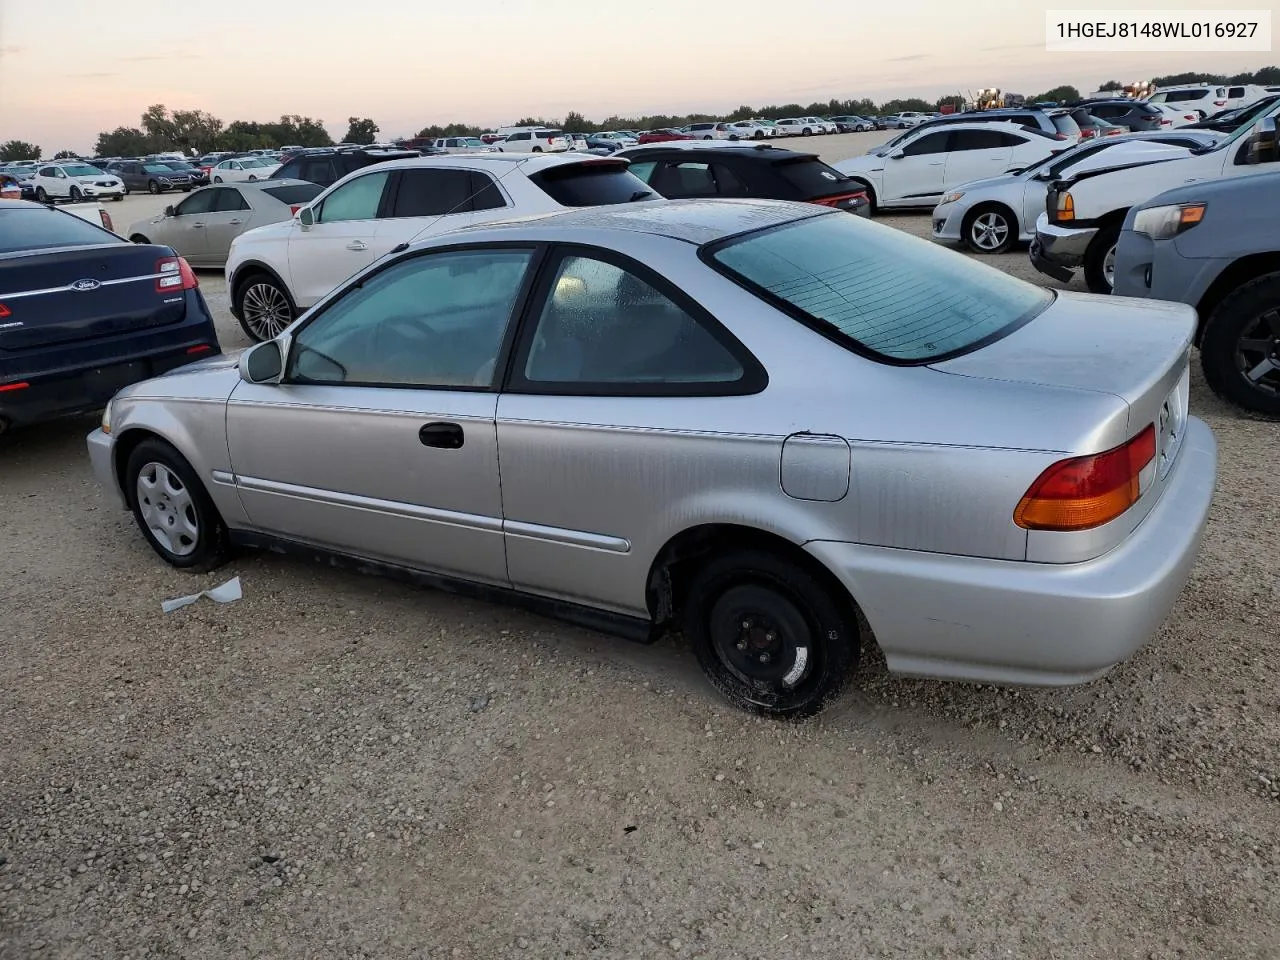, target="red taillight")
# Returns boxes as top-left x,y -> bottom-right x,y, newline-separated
1160,119 -> 1172,125
0,381 -> 29,392
810,191 -> 867,208
186,344 -> 212,355
1214,100 -> 1226,106
155,256 -> 198,293
0,303 -> 9,318
289,204 -> 301,214
1014,425 -> 1156,531
100,210 -> 114,232
1055,133 -> 1068,140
